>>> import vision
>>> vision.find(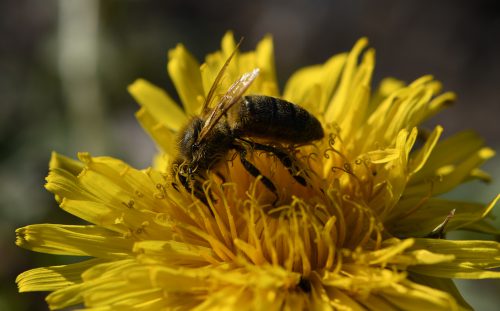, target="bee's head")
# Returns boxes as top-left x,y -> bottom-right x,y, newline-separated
178,117 -> 204,163
176,115 -> 231,174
